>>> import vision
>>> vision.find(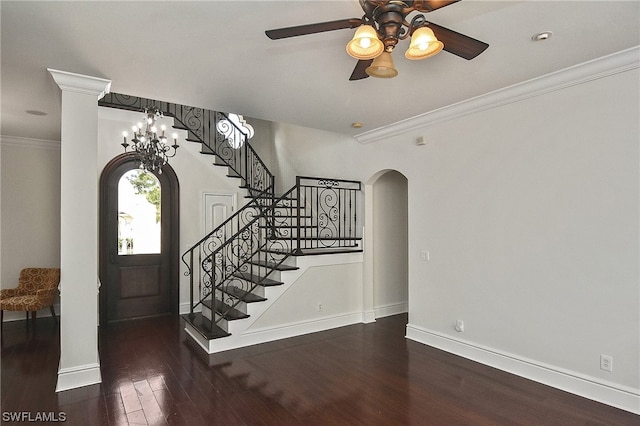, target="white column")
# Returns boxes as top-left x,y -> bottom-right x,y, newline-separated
48,69 -> 111,392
